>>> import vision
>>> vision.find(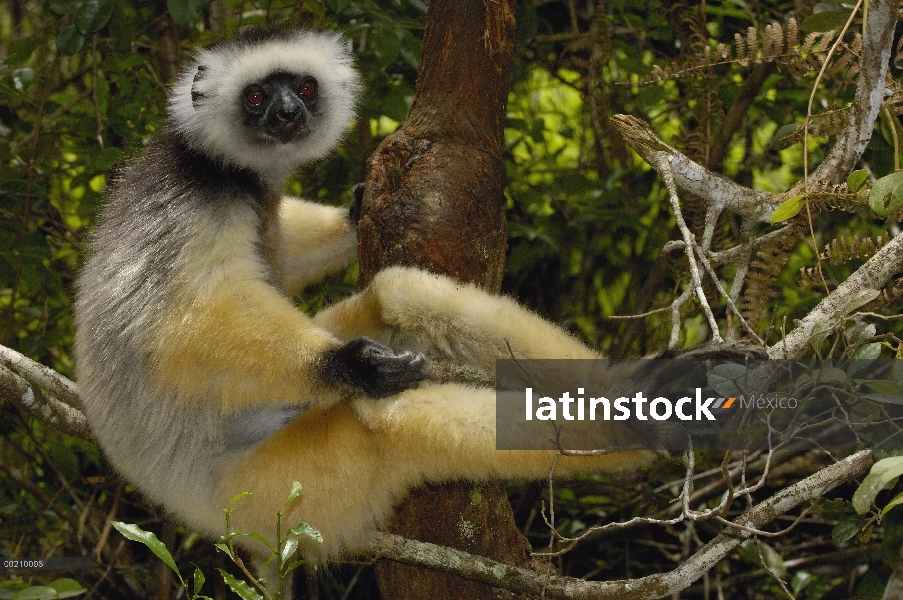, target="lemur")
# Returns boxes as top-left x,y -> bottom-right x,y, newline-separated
74,28 -> 653,568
